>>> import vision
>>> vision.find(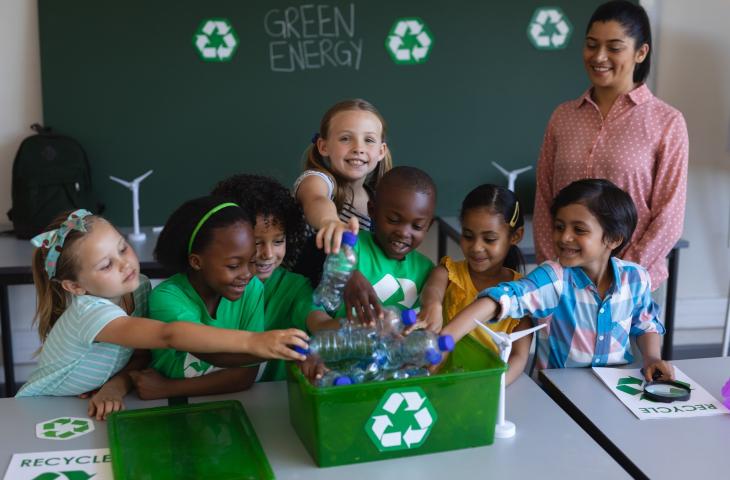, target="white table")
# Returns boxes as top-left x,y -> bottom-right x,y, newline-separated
540,357 -> 730,480
191,375 -> 629,479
